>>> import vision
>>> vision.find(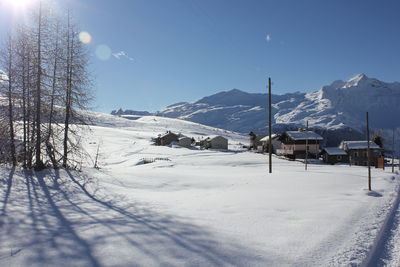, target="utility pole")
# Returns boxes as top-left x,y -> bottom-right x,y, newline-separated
397,136 -> 400,171
305,120 -> 308,171
392,129 -> 395,173
268,77 -> 272,174
366,112 -> 371,191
